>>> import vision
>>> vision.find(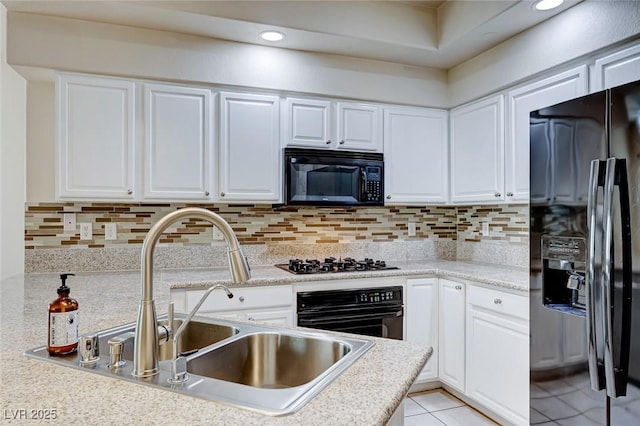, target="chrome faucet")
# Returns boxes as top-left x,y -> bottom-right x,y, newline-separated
132,207 -> 251,378
169,283 -> 234,383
